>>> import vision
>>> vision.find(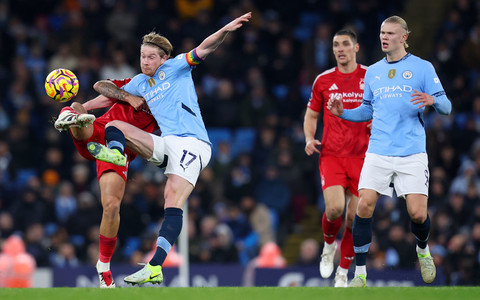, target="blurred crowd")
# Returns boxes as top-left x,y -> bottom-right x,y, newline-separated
0,0 -> 479,286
